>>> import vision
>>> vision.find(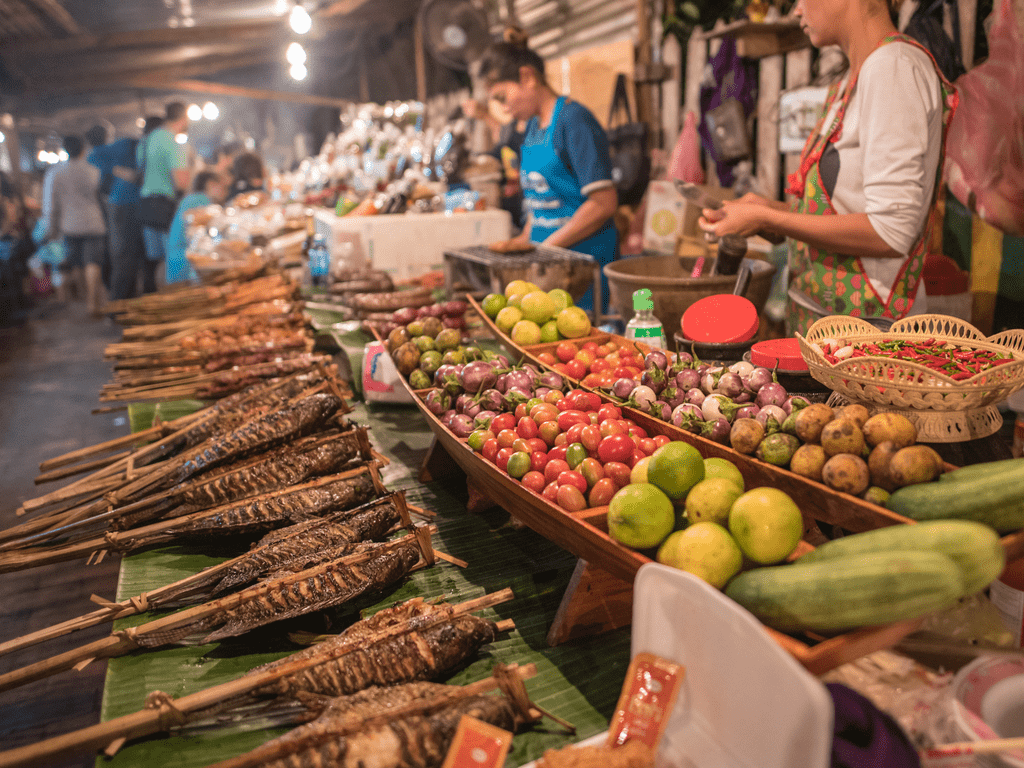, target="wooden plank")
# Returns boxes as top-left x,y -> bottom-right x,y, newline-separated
126,79 -> 347,110
783,48 -> 813,195
756,54 -> 784,199
683,28 -> 705,133
414,11 -> 427,103
546,560 -> 633,646
959,0 -> 977,67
